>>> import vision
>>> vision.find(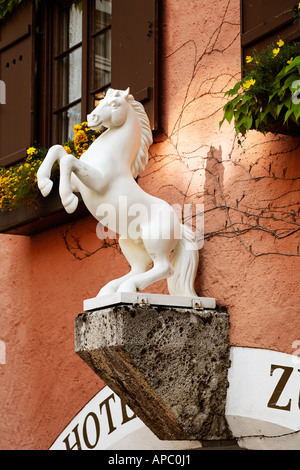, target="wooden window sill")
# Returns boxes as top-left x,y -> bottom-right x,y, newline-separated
0,183 -> 89,236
